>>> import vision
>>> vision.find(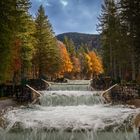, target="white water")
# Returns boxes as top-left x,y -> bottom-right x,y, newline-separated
40,91 -> 103,106
1,80 -> 140,140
